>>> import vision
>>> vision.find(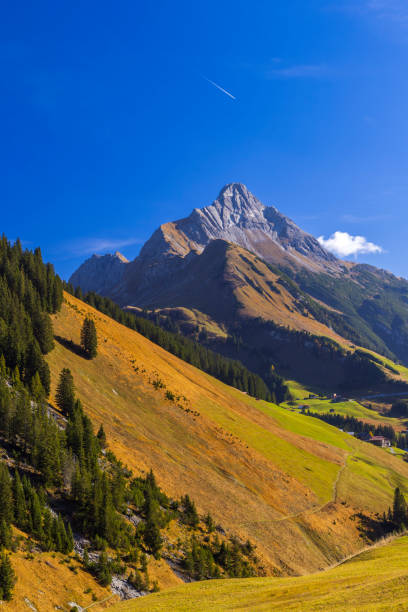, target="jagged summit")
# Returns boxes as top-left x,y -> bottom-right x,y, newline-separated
139,182 -> 337,268
69,183 -> 338,298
